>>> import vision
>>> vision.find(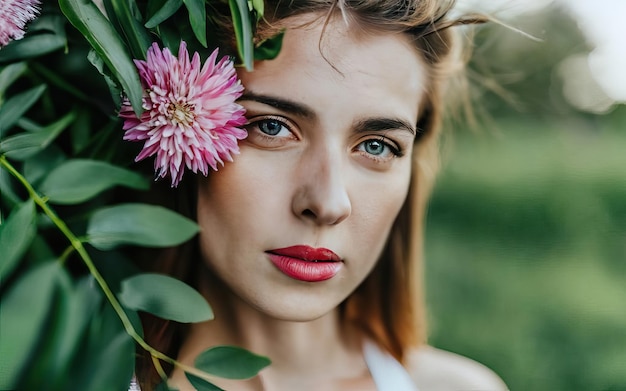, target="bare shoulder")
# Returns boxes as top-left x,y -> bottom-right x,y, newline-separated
406,345 -> 508,391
